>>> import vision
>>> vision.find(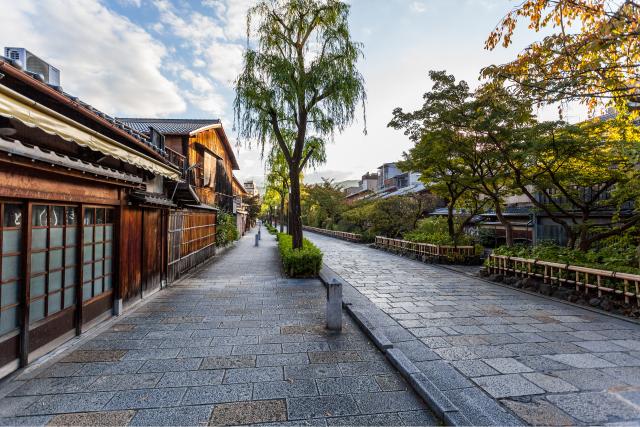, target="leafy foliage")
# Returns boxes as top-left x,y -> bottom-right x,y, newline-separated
234,0 -> 366,248
390,70 -> 640,251
216,211 -> 239,247
404,217 -> 475,246
484,0 -> 640,114
340,195 -> 435,241
277,233 -> 323,277
491,232 -> 640,275
301,179 -> 348,229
